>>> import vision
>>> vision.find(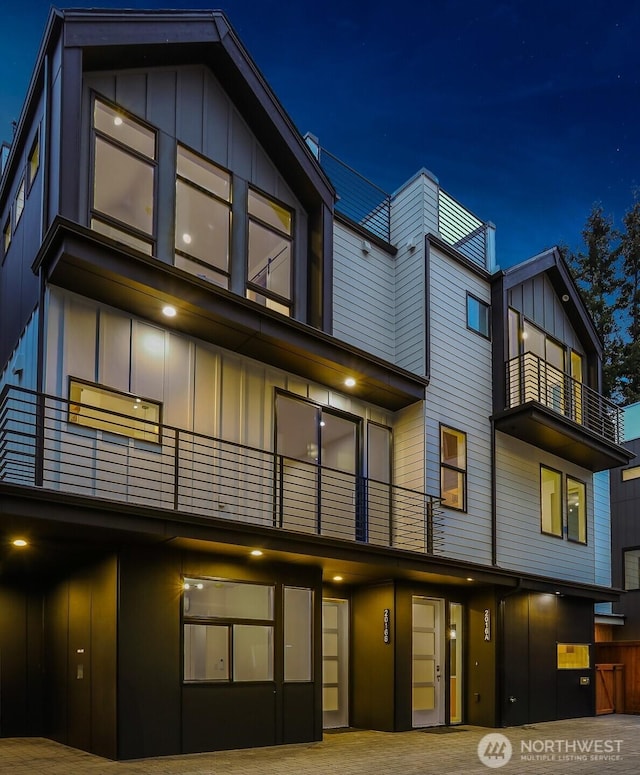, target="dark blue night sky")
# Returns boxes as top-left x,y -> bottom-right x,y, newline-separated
2,1 -> 638,267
